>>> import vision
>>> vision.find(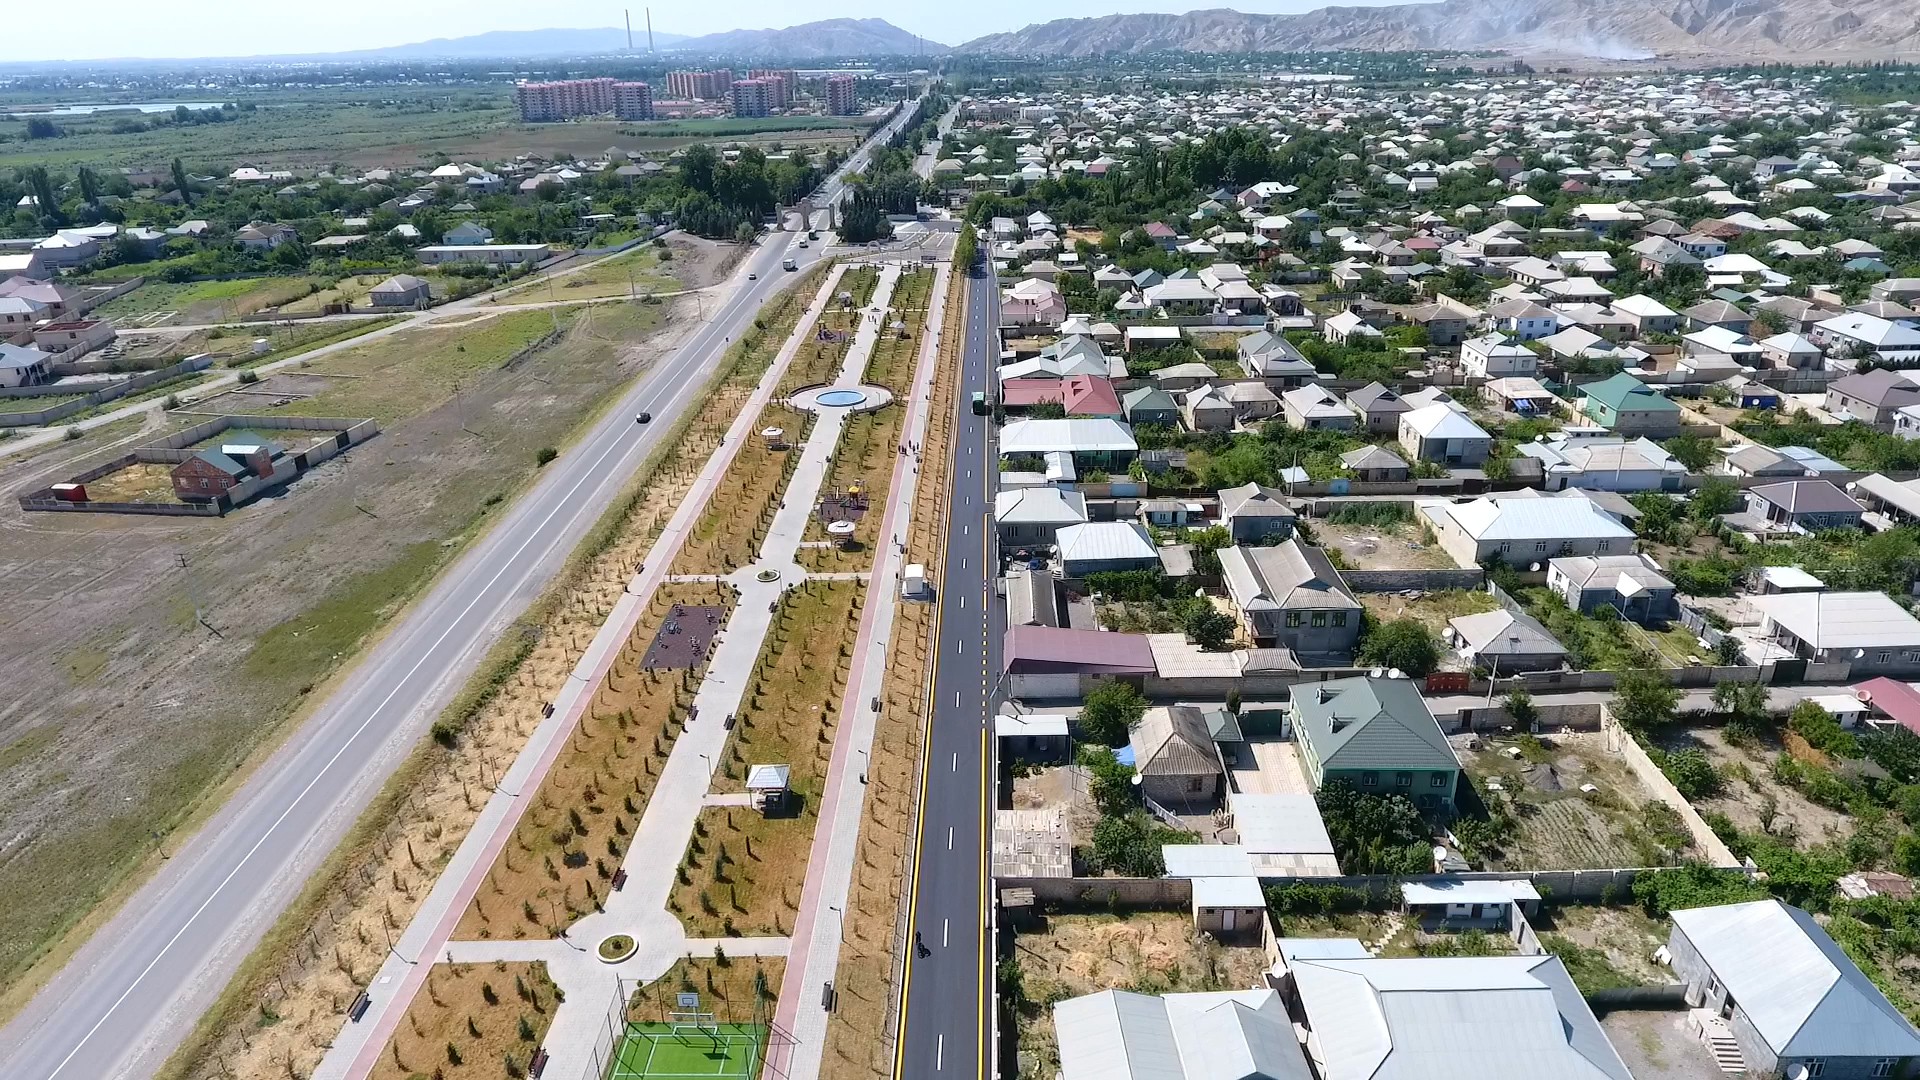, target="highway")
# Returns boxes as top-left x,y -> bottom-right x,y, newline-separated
896,250 -> 999,1080
0,120 -> 908,1080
